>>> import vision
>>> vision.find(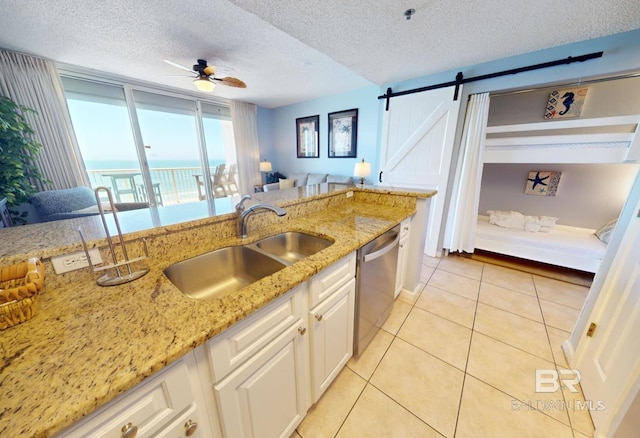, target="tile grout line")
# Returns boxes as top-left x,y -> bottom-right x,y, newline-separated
533,275 -> 586,438
362,260 -> 450,438
330,262 -> 438,438
451,260 -> 484,438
